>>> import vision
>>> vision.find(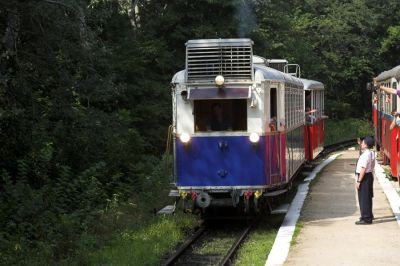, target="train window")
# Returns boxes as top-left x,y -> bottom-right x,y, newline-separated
270,88 -> 277,118
193,99 -> 247,132
393,82 -> 397,112
269,88 -> 278,131
285,85 -> 304,129
318,91 -> 322,118
305,91 -> 311,108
